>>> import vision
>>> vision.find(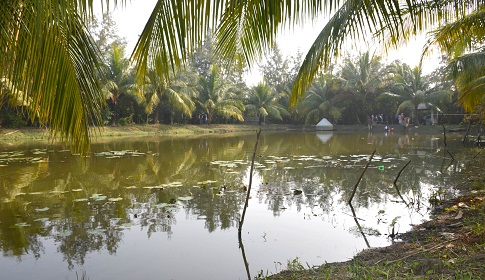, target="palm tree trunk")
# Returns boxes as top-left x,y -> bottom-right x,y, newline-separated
413,106 -> 418,125
154,104 -> 160,124
110,101 -> 117,126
